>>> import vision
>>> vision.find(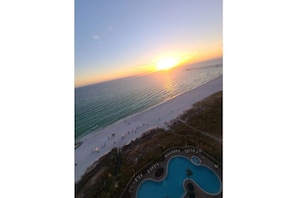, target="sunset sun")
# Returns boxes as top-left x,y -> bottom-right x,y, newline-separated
156,57 -> 179,71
